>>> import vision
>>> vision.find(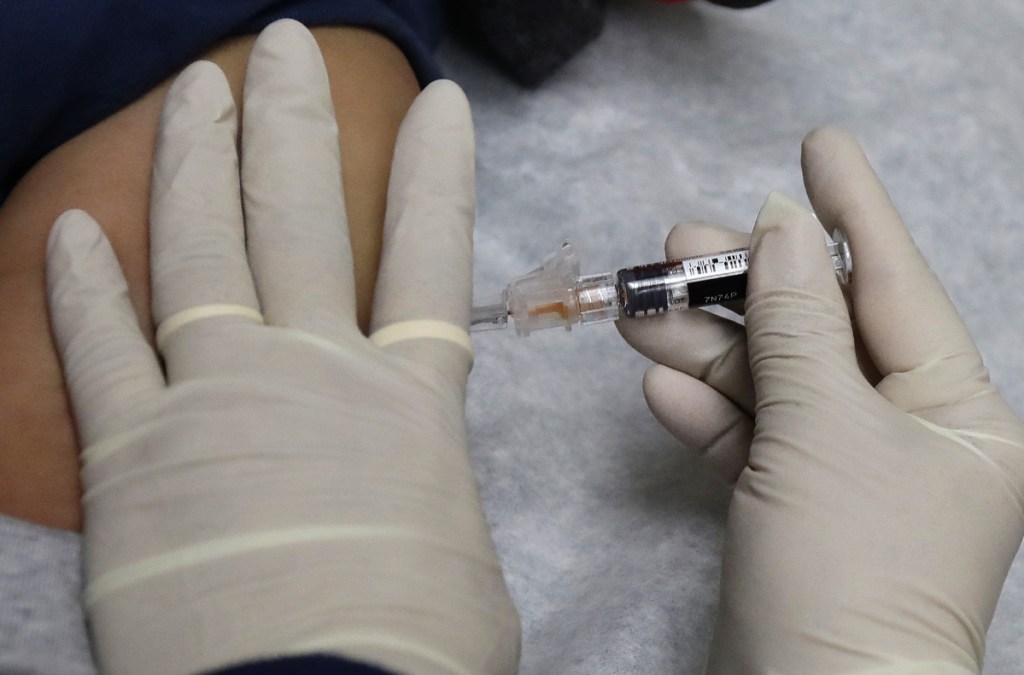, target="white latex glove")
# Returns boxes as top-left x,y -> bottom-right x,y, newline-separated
46,20 -> 519,675
619,128 -> 1024,673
